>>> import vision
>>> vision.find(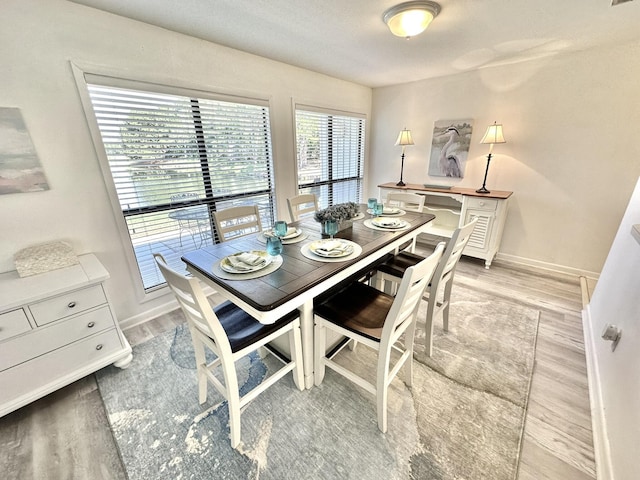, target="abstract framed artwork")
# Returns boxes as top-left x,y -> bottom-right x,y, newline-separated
0,107 -> 49,195
427,119 -> 474,178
